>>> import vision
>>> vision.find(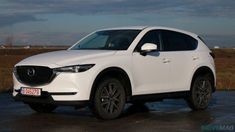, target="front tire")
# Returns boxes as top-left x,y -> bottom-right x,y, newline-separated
28,103 -> 57,113
91,77 -> 126,120
187,75 -> 212,110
